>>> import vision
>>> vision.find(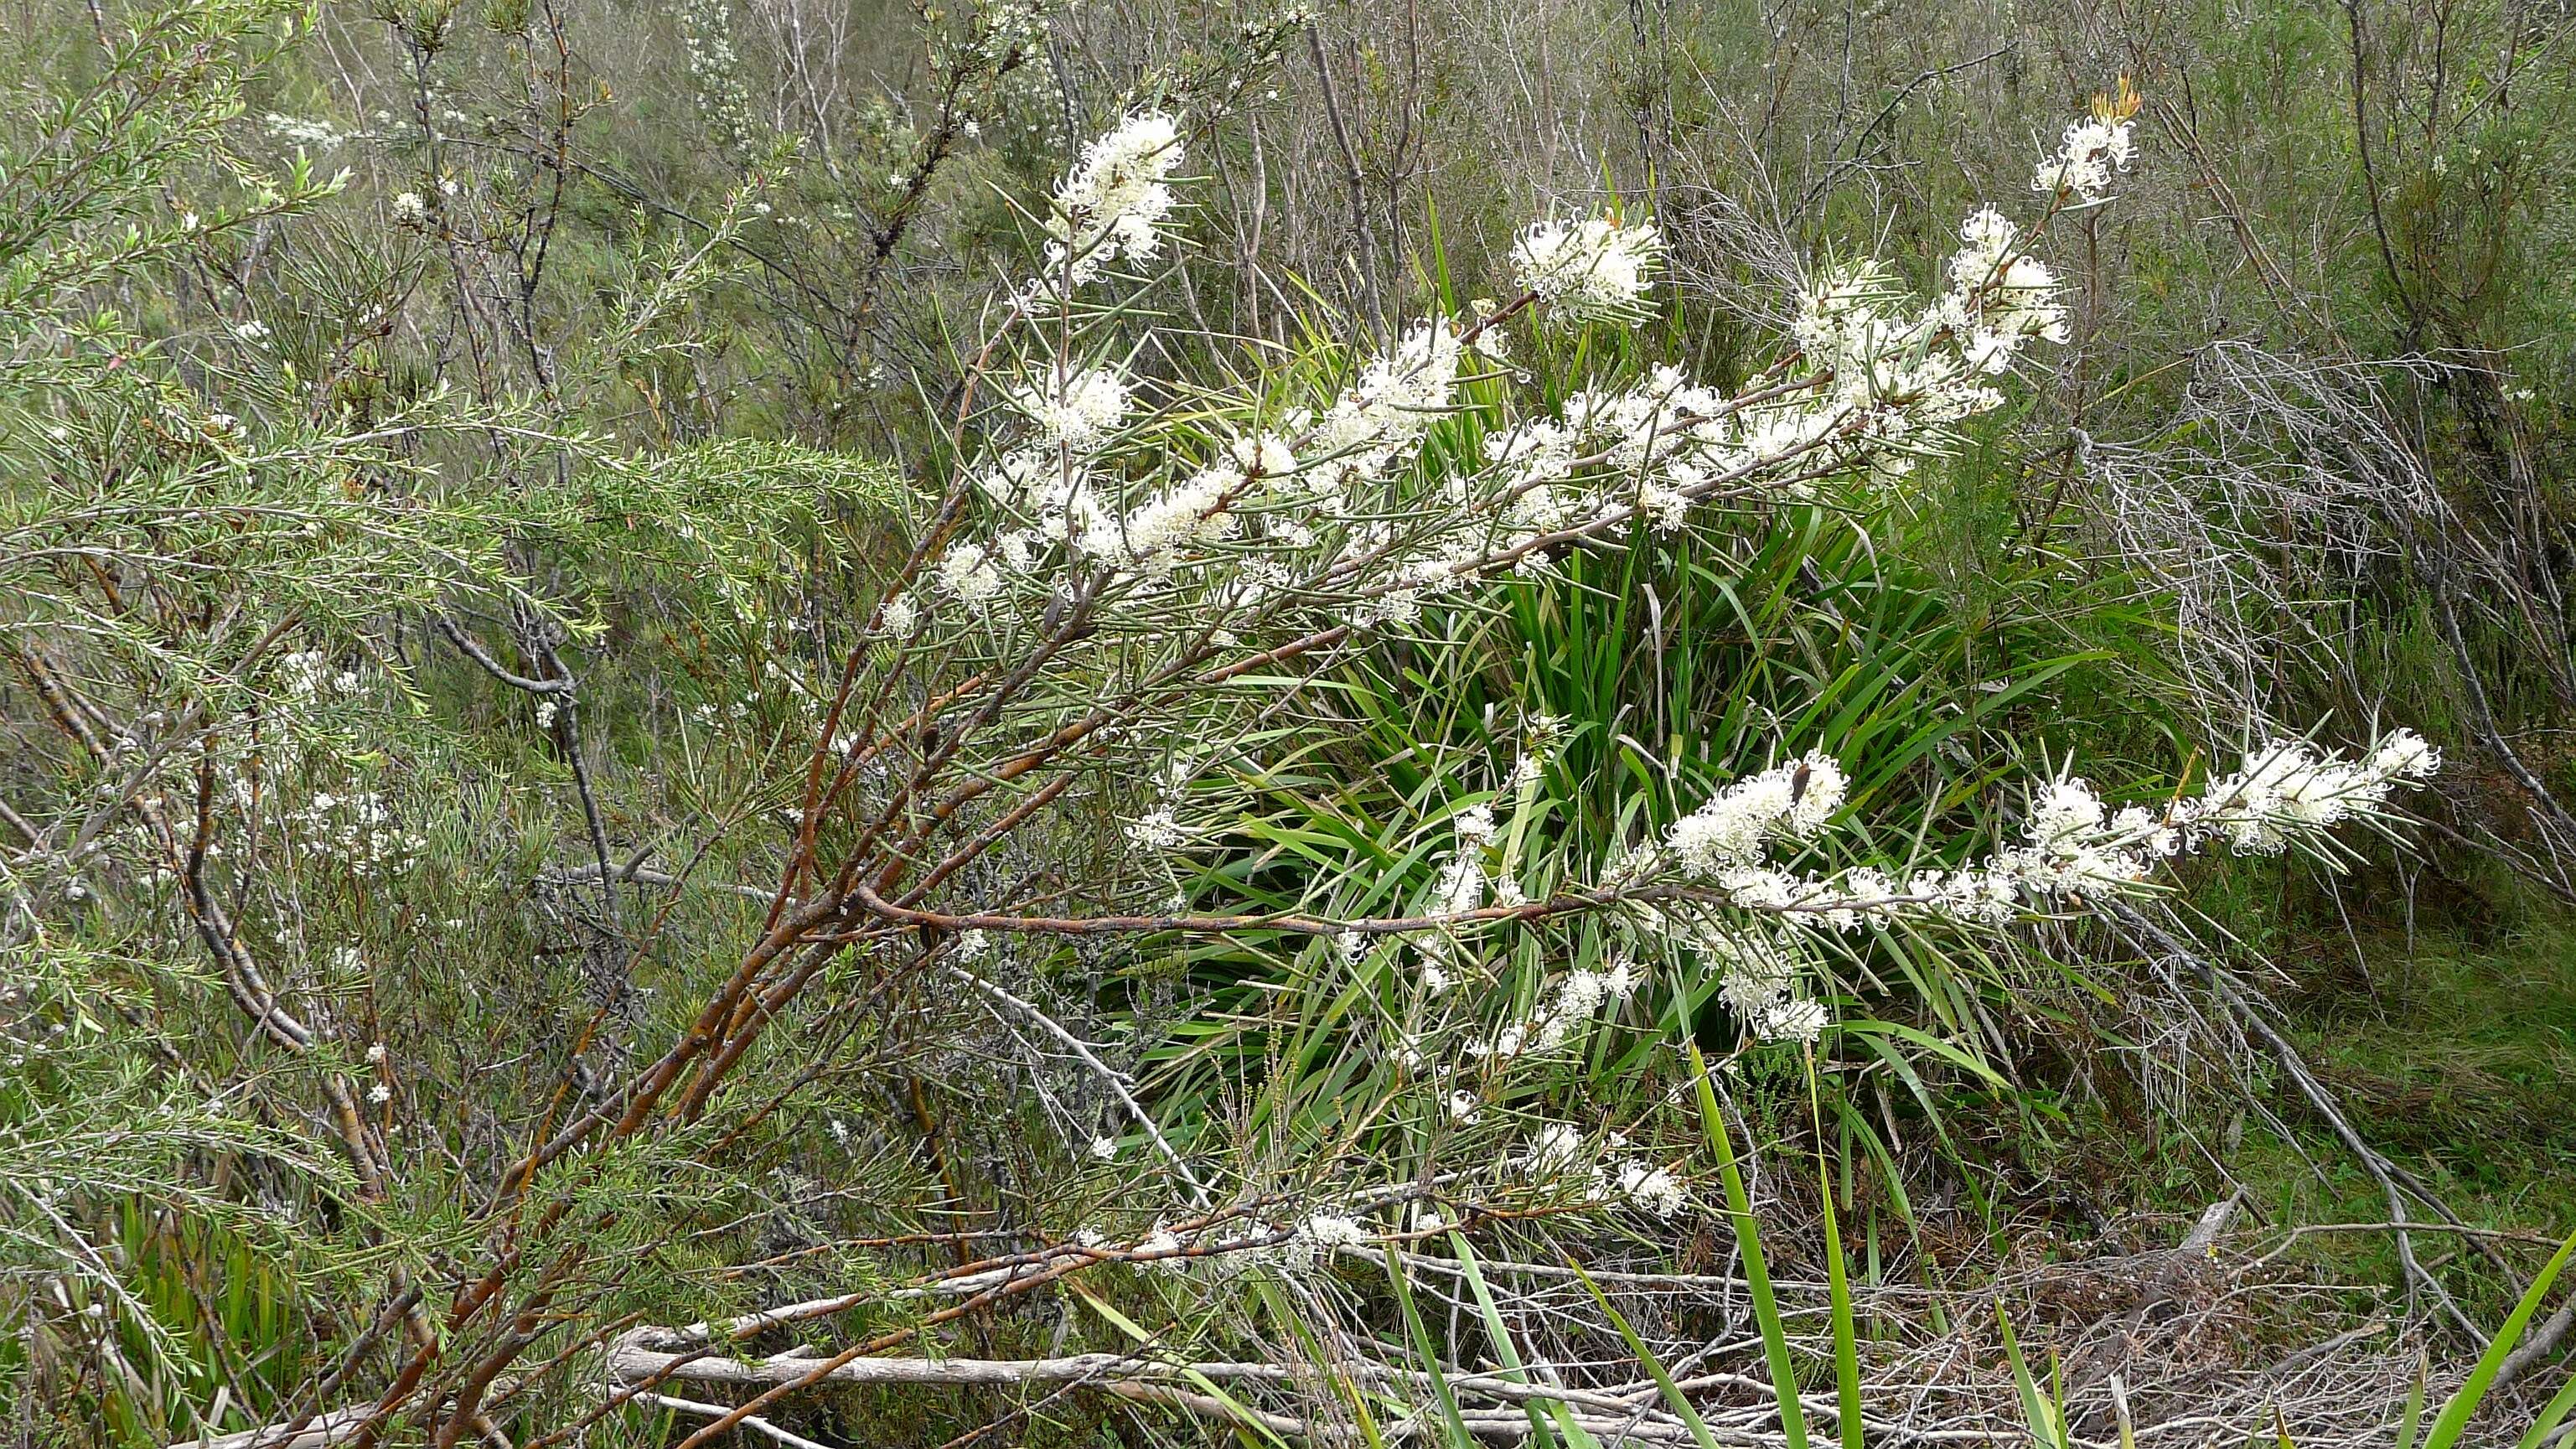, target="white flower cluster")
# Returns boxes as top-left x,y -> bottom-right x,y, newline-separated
1460,199 -> 2078,561
1072,1206 -> 1399,1281
1509,712 -> 1567,790
958,426 -> 1303,600
1308,320 -> 1466,499
1518,1122 -> 1686,1216
1511,215 -> 1661,323
2032,115 -> 2136,203
1011,365 -> 1130,448
282,789 -> 424,875
1416,799 -> 1503,933
1785,204 -> 2086,479
2184,732 -> 2443,853
1523,1120 -> 1585,1172
1125,805 -> 1184,851
1047,111 -> 1183,286
1689,924 -> 1824,1043
1109,469 -> 1246,577
1673,731 -> 2439,925
674,0 -> 755,153
274,650 -> 365,701
1614,1161 -> 1688,1217
964,0 -> 1055,67
1971,731 -> 2444,901
1298,1211 -> 1371,1253
1945,209 -> 2072,366
1666,752 -> 1847,872
936,541 -> 1005,604
1646,730 -> 2440,1043
264,112 -> 360,151
897,108 -> 2120,649
1469,960 -> 1637,1058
